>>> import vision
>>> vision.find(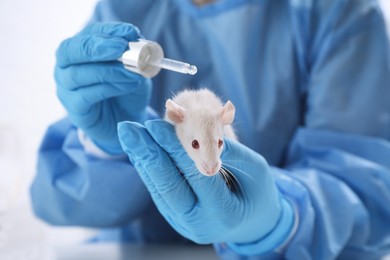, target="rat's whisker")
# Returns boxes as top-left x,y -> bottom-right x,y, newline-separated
222,164 -> 265,197
222,159 -> 260,168
220,168 -> 239,189
222,163 -> 257,182
219,166 -> 240,195
219,168 -> 232,190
